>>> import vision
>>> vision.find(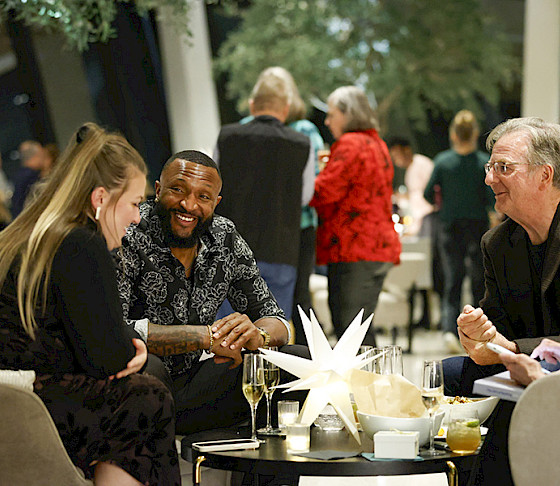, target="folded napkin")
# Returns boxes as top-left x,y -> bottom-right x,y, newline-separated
351,369 -> 425,418
361,453 -> 424,462
0,369 -> 36,391
294,450 -> 361,460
